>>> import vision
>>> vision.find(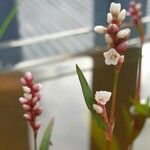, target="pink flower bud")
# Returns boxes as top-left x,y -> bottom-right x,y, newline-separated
107,24 -> 119,35
93,104 -> 103,114
19,97 -> 28,104
23,104 -> 31,110
32,96 -> 38,104
23,86 -> 31,93
25,72 -> 33,81
21,78 -> 27,85
24,93 -> 32,100
23,114 -> 31,121
33,102 -> 40,111
35,107 -> 42,116
34,121 -> 41,130
37,84 -> 42,90
116,42 -> 128,54
118,55 -> 124,64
